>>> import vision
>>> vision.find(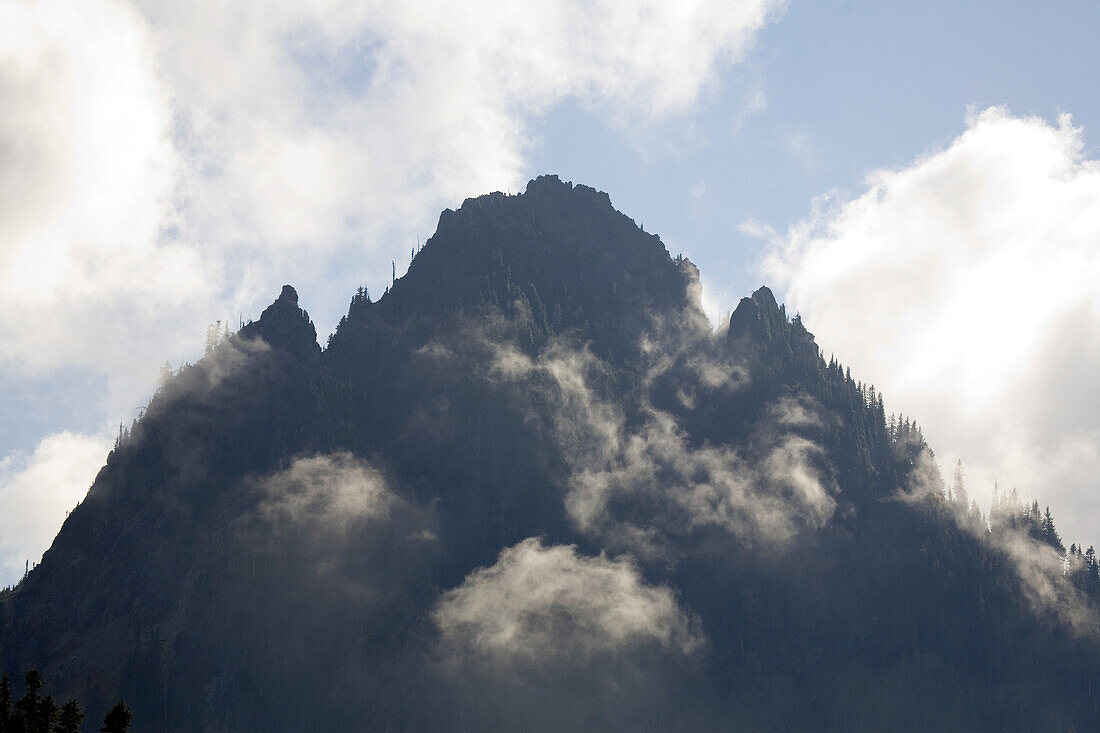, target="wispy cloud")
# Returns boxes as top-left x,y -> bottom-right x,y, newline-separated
442,306 -> 836,558
0,0 -> 786,380
730,83 -> 767,137
254,453 -> 399,536
243,452 -> 437,599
